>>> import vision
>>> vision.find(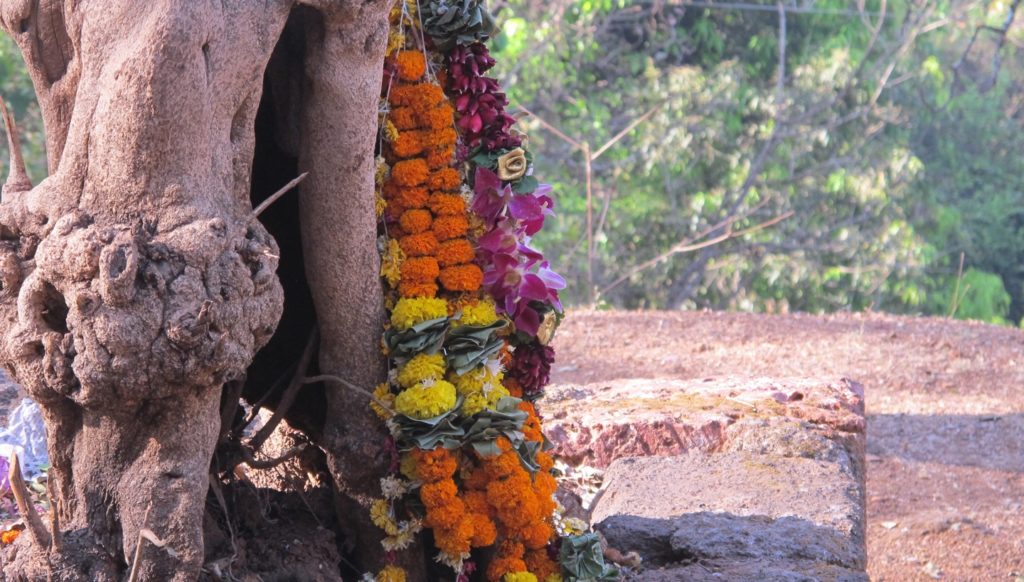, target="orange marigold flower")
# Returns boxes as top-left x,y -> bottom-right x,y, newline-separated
487,472 -> 534,511
499,494 -> 541,530
423,105 -> 454,130
463,490 -> 491,514
392,159 -> 430,187
437,239 -> 476,266
414,448 -> 458,482
391,106 -> 419,130
426,146 -> 456,169
1,529 -> 21,545
429,127 -> 459,147
399,208 -> 433,234
469,513 -> 498,547
426,500 -> 467,529
440,264 -> 484,292
433,215 -> 470,241
434,516 -> 474,557
429,168 -> 463,191
485,452 -> 522,480
505,377 -> 523,398
428,193 -> 466,216
536,452 -> 555,473
400,256 -> 440,283
487,541 -> 527,582
534,472 -> 558,497
391,83 -> 447,110
399,280 -> 438,298
391,131 -> 425,158
394,186 -> 429,209
400,232 -> 439,257
396,50 -> 426,81
421,480 -> 459,508
525,550 -> 560,580
521,521 -> 553,550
